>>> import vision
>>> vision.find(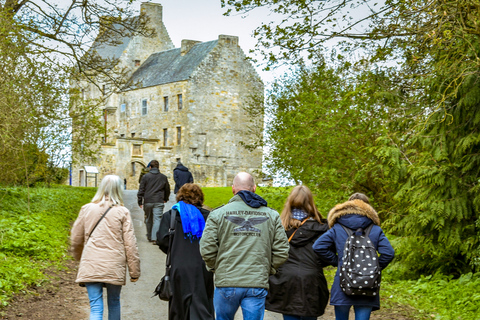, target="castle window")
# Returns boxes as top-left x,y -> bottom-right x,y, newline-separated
131,162 -> 136,176
142,99 -> 148,115
102,84 -> 106,96
164,96 -> 169,111
120,134 -> 125,138
163,128 -> 168,146
120,103 -> 126,112
134,59 -> 141,66
132,144 -> 142,156
178,94 -> 183,110
131,132 -> 135,138
177,127 -> 181,145
82,89 -> 85,100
